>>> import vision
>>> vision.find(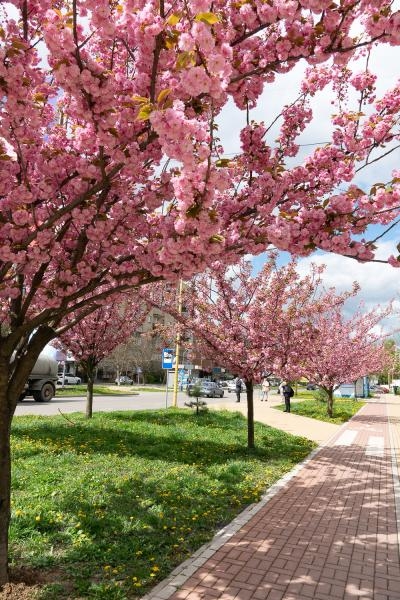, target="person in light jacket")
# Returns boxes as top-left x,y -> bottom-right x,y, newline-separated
261,377 -> 270,401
